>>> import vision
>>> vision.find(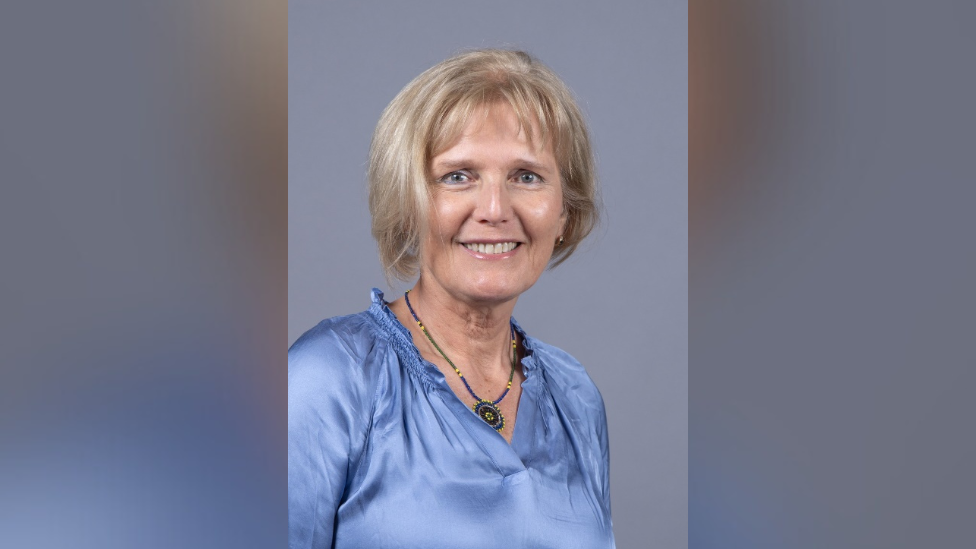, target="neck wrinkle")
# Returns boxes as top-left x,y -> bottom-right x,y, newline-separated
405,283 -> 518,382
